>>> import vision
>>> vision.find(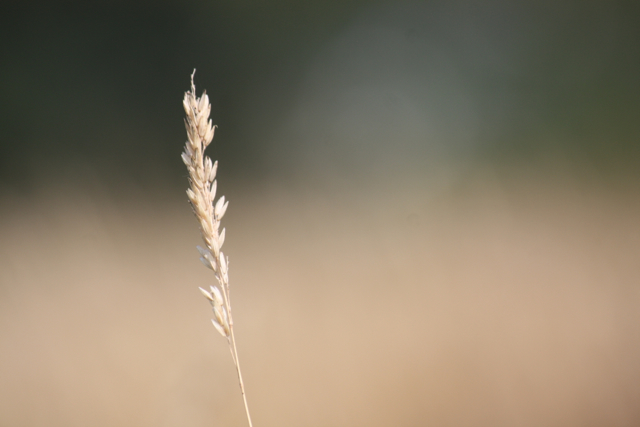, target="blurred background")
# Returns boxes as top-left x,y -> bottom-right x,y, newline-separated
1,1 -> 639,426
